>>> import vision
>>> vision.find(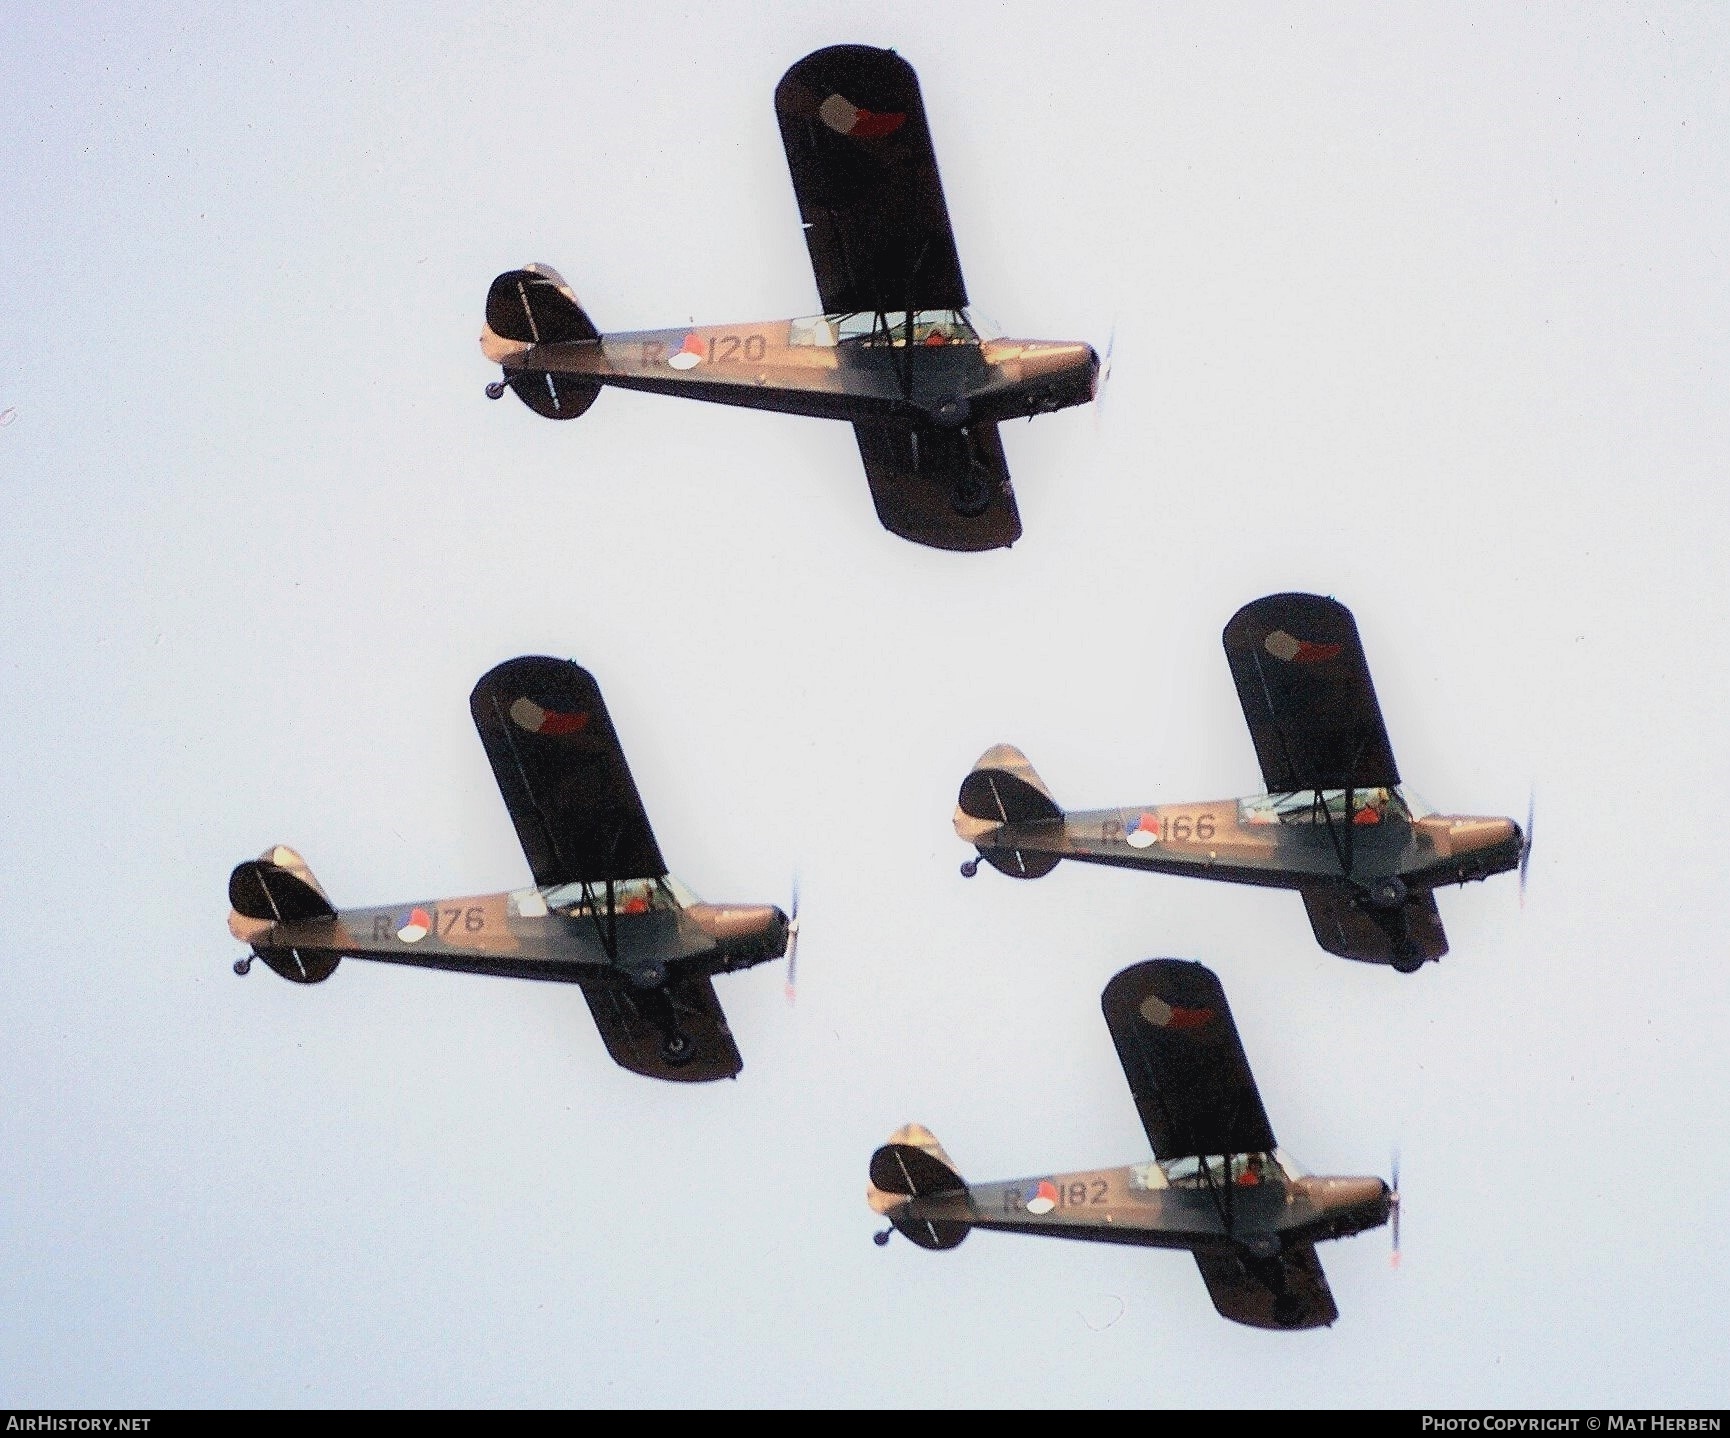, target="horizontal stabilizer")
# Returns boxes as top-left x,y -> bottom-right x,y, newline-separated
870,1125 -> 965,1198
957,744 -> 1062,827
229,856 -> 337,925
976,846 -> 1060,880
485,266 -> 599,345
254,947 -> 341,985
505,369 -> 601,420
869,1128 -> 970,1251
228,850 -> 341,984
